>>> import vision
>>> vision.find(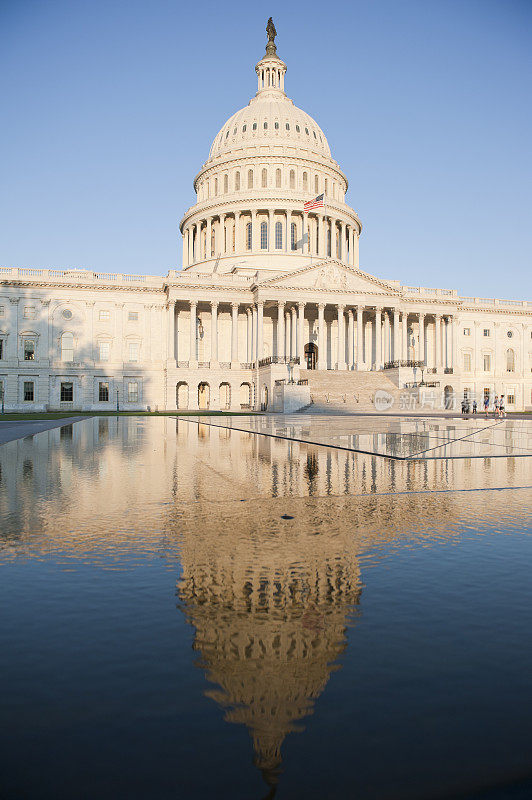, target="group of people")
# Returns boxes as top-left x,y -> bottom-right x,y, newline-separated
461,394 -> 506,417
